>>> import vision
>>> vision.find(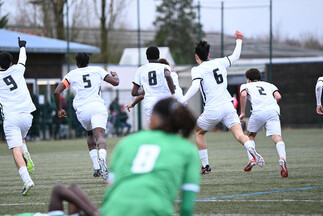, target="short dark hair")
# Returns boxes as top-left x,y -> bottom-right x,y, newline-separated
245,68 -> 261,81
152,97 -> 196,138
0,52 -> 13,70
146,46 -> 159,60
75,52 -> 89,68
195,41 -> 210,61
